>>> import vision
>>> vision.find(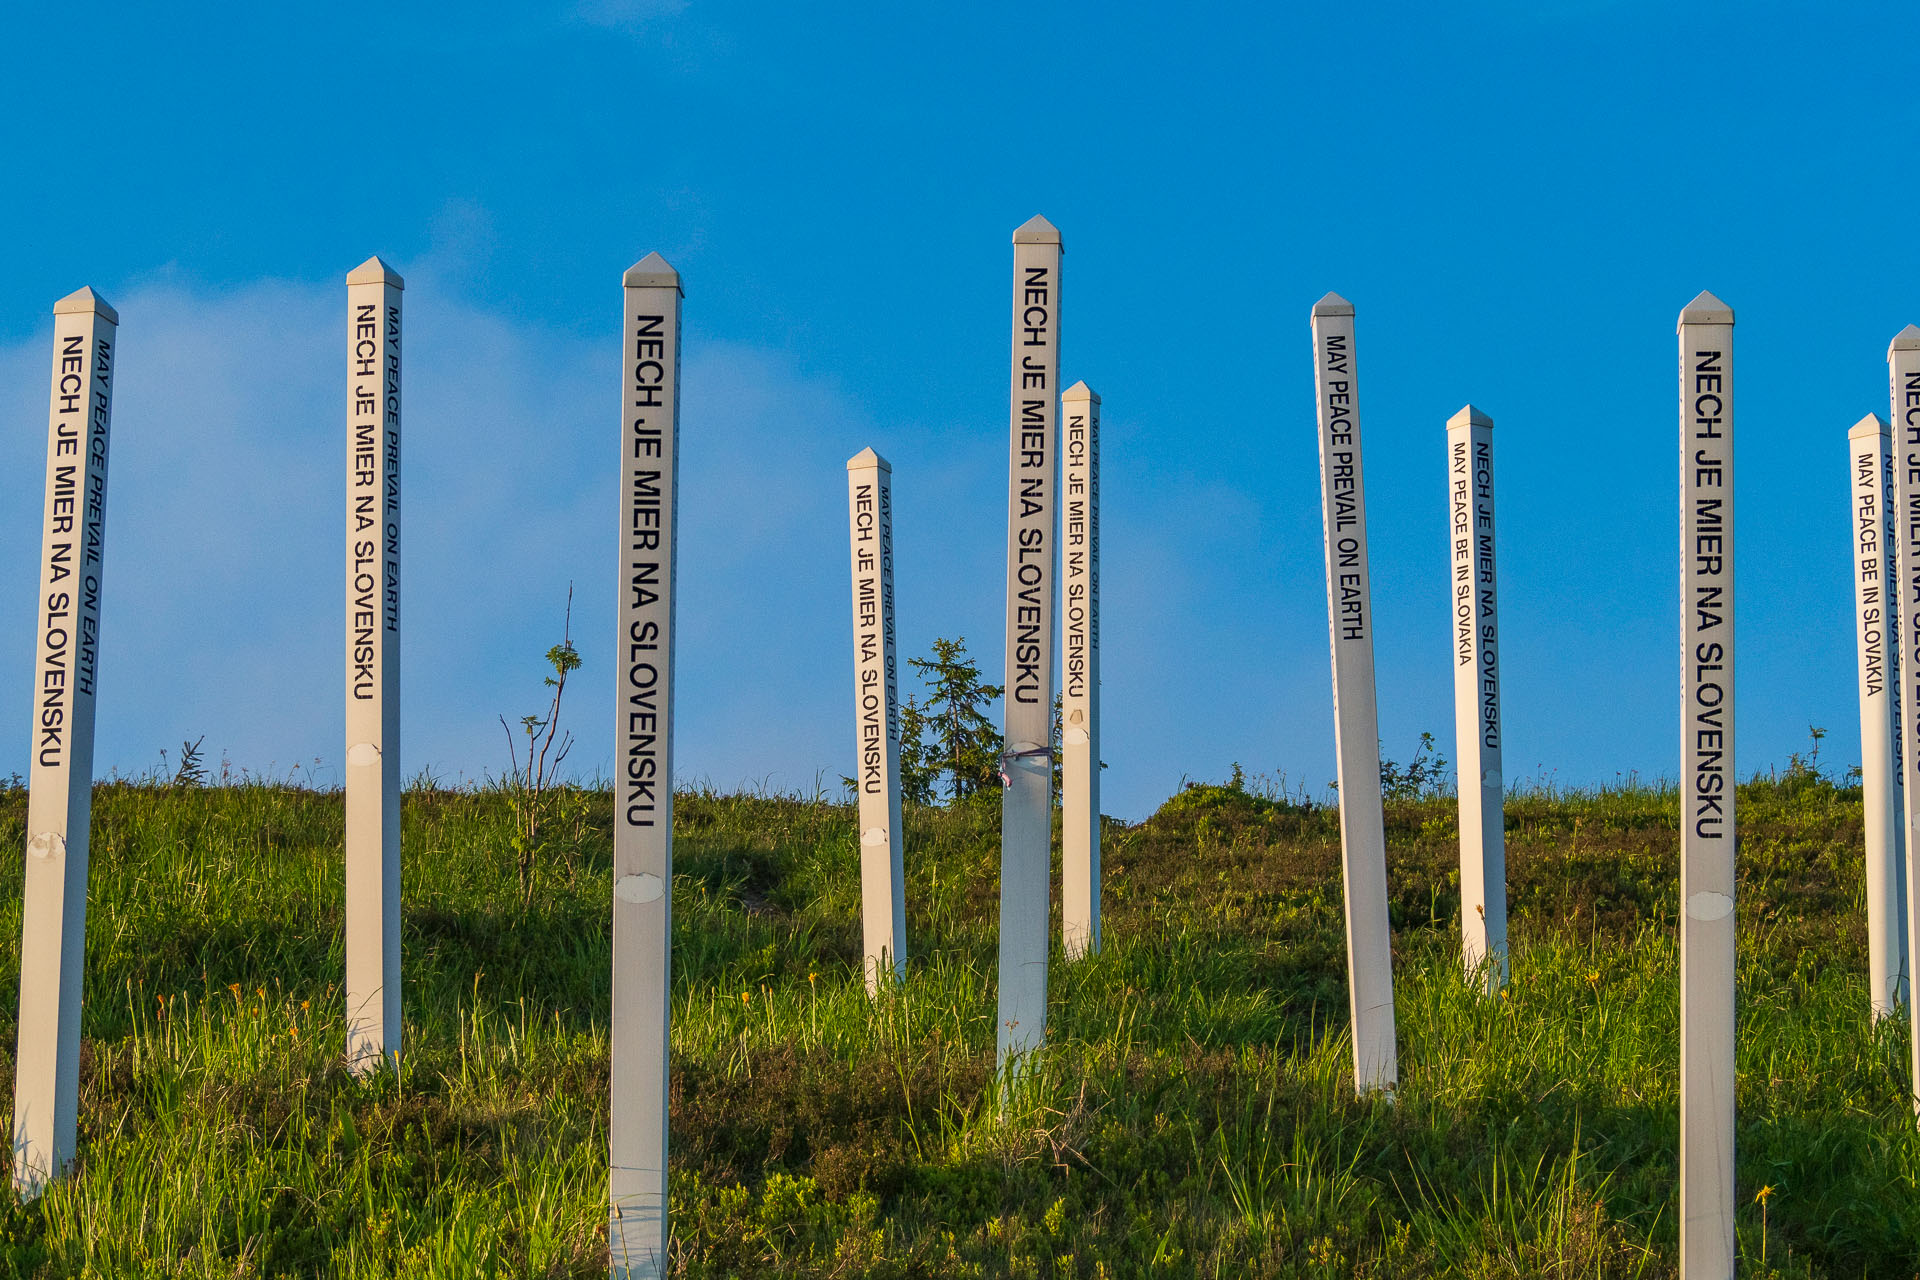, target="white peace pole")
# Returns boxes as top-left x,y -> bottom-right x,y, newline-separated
11,287 -> 117,1198
610,252 -> 682,1278
344,257 -> 404,1074
1678,290 -> 1735,1280
998,215 -> 1062,1069
1061,381 -> 1101,961
846,447 -> 907,990
1309,292 -> 1398,1094
1849,412 -> 1906,1021
1445,405 -> 1507,991
1891,322 -> 1920,1116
